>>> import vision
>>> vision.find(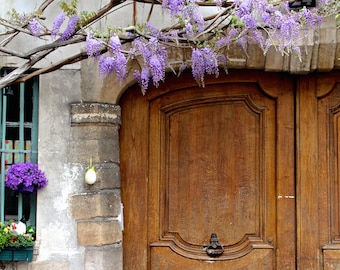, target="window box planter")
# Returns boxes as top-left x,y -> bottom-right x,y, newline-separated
0,247 -> 33,262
